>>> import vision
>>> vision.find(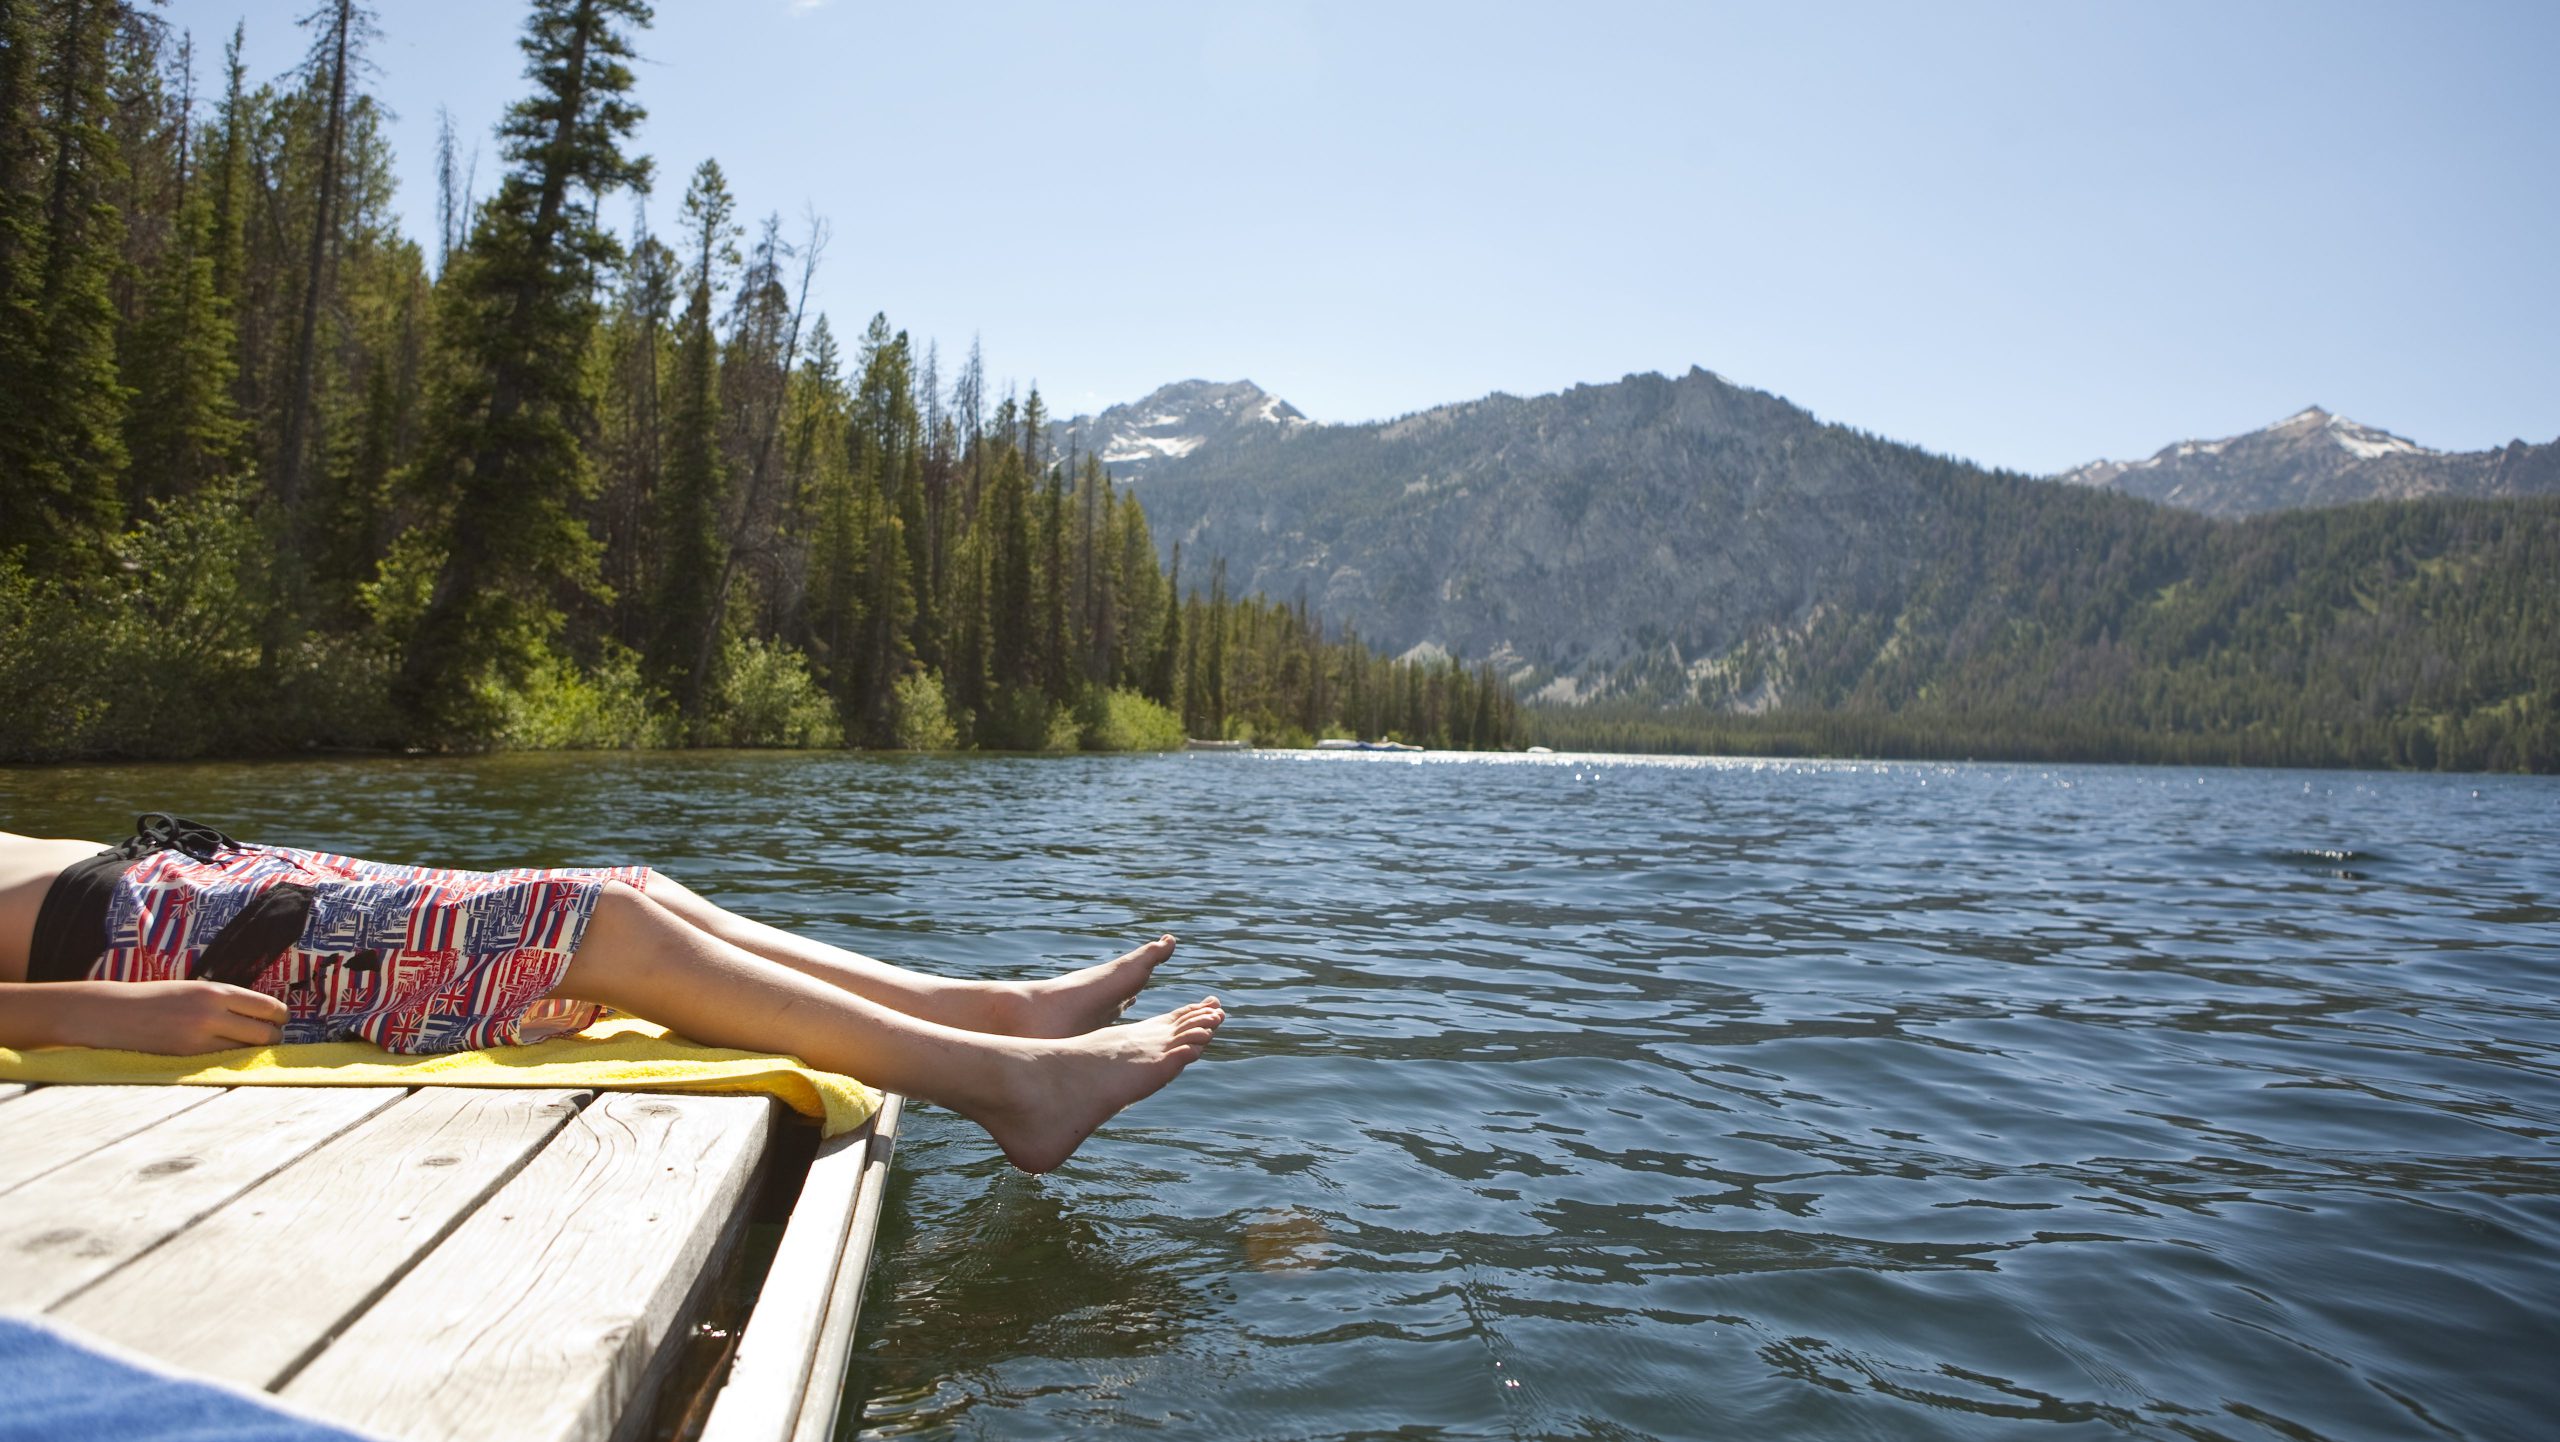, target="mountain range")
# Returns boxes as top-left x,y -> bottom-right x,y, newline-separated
1045,370 -> 2558,767
2056,405 -> 2560,516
